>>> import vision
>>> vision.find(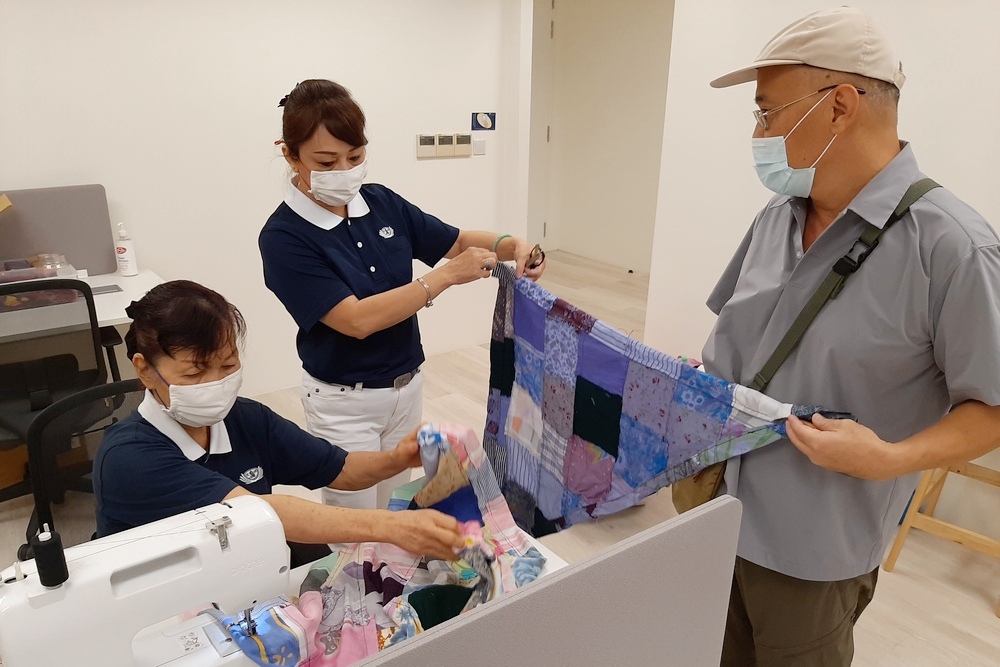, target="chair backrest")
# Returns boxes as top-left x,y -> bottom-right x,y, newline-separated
0,279 -> 107,441
25,378 -> 145,548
